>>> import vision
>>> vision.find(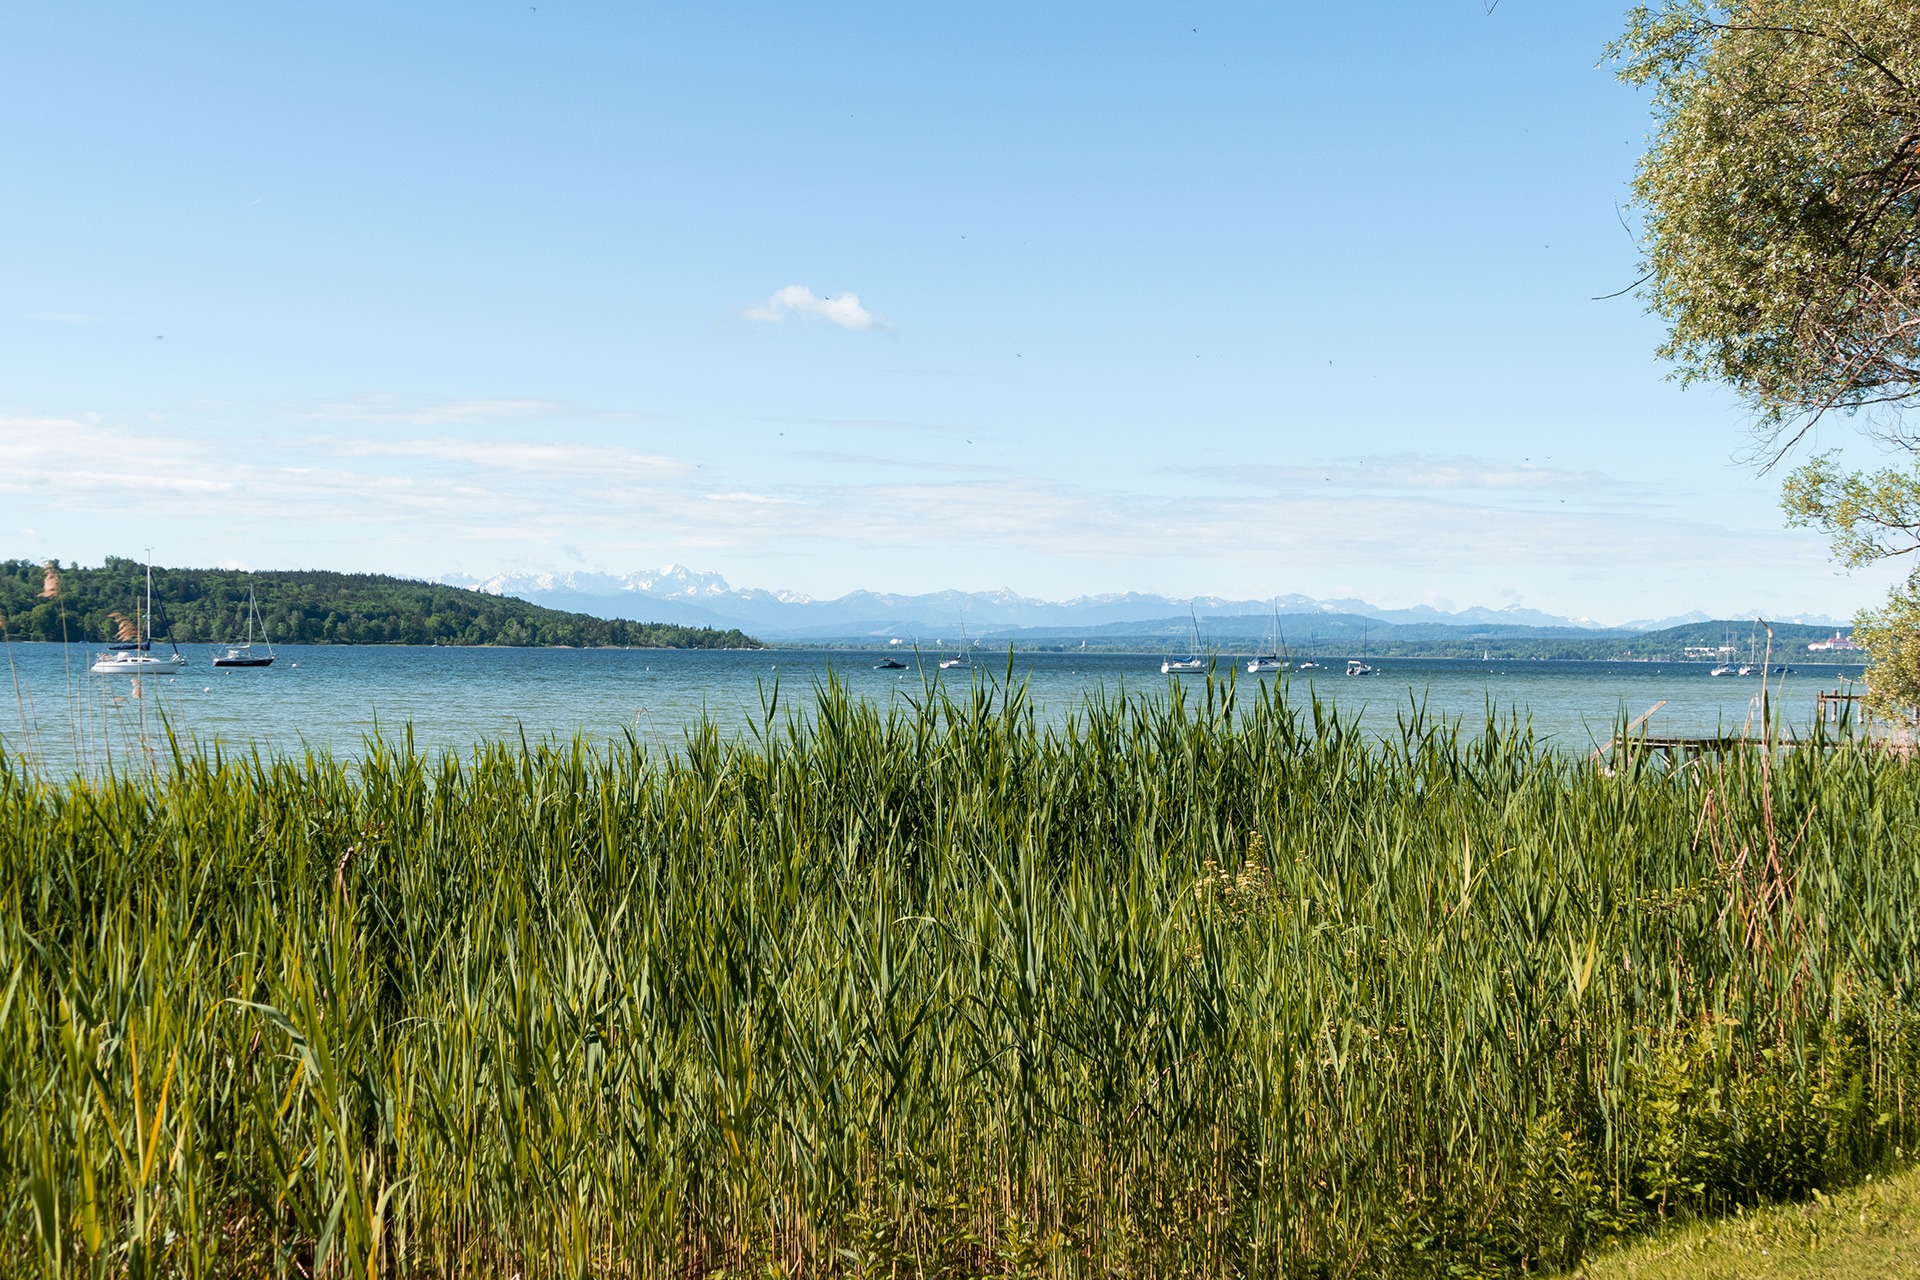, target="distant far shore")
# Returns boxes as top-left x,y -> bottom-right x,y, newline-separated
1,638 -> 769,650
1,559 -> 764,650
761,640 -> 1866,665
